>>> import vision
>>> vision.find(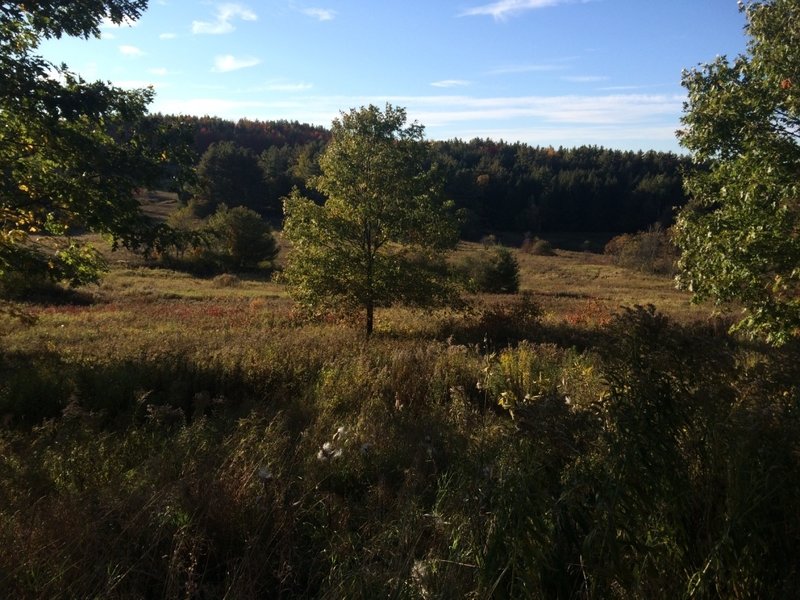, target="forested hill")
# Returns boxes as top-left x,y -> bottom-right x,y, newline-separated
154,114 -> 331,156
434,140 -> 689,237
153,114 -> 689,237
